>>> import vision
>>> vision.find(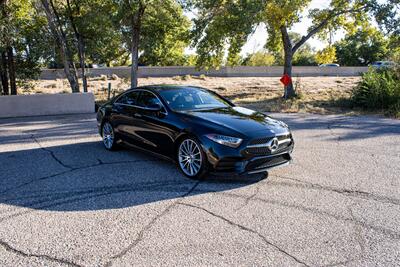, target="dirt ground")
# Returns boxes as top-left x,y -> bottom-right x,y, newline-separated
28,75 -> 361,114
